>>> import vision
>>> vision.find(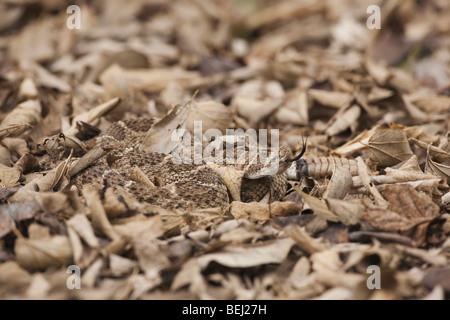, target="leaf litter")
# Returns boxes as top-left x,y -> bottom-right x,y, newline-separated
0,0 -> 450,300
